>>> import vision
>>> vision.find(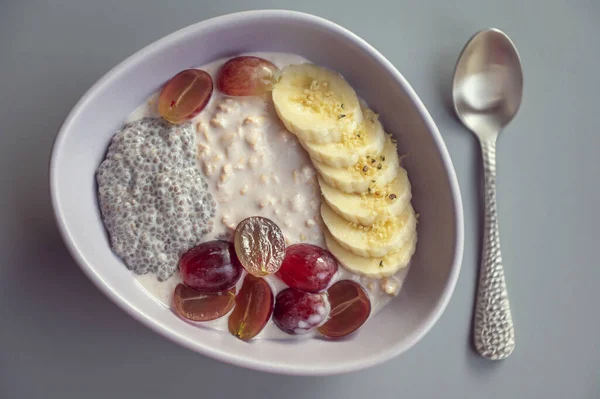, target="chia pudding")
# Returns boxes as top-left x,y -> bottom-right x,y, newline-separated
97,118 -> 216,281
